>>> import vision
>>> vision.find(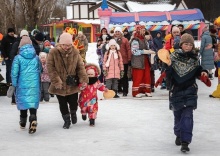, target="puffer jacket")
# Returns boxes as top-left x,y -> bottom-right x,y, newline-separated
103,50 -> 124,79
47,45 -> 88,96
199,31 -> 214,70
11,44 -> 41,110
